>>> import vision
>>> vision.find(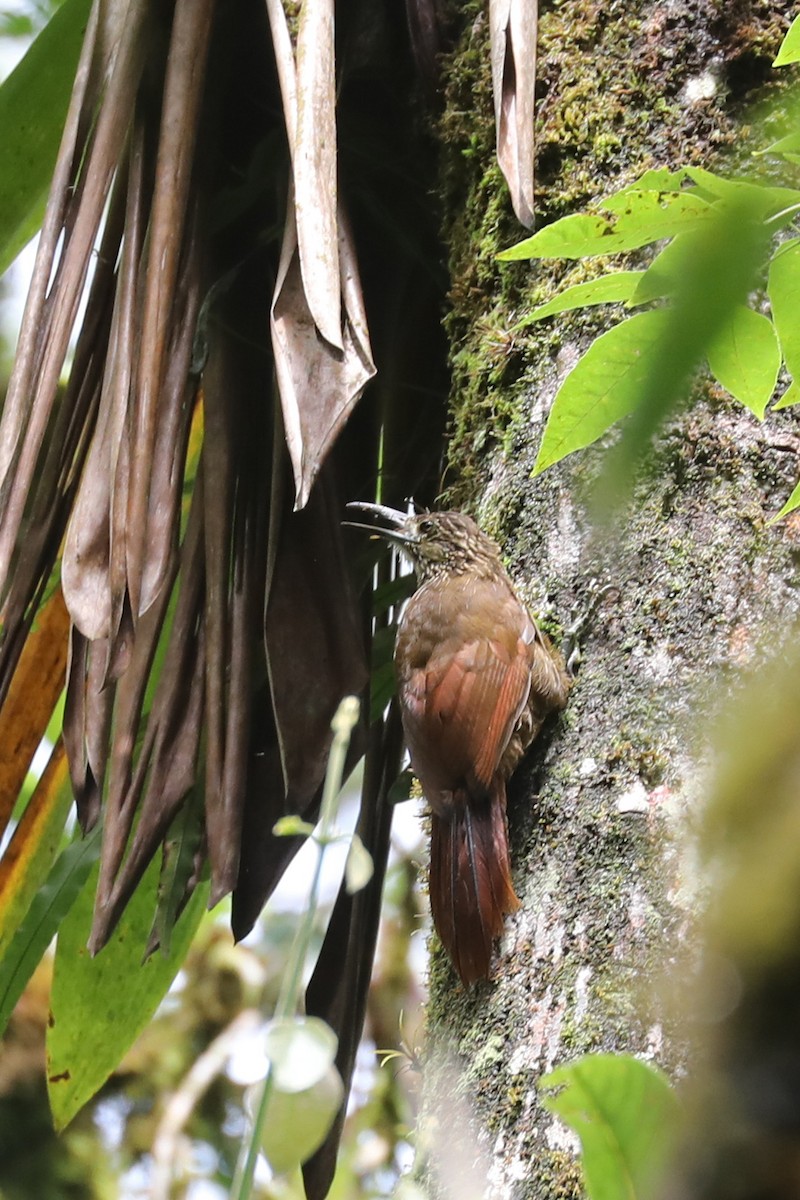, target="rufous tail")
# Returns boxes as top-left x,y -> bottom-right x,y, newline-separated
428,779 -> 520,984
